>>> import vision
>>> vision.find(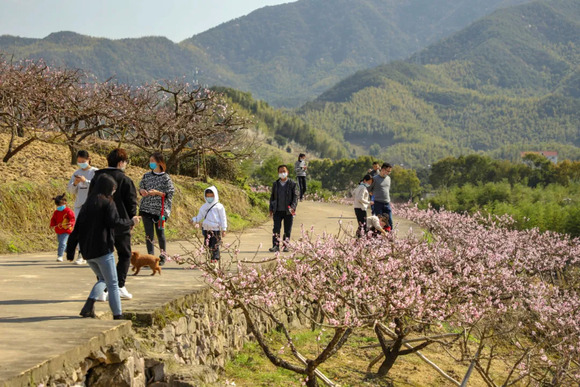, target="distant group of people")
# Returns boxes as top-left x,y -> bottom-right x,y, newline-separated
353,162 -> 393,237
